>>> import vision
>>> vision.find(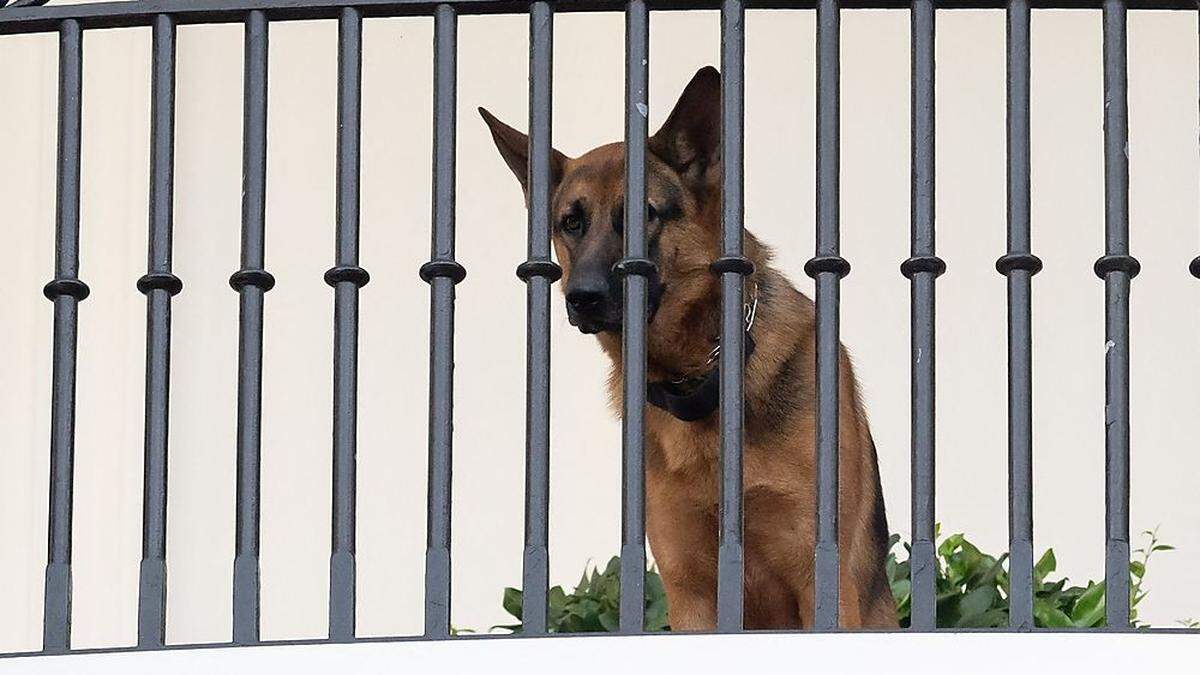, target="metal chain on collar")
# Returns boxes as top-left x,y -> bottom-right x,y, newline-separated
704,280 -> 759,367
